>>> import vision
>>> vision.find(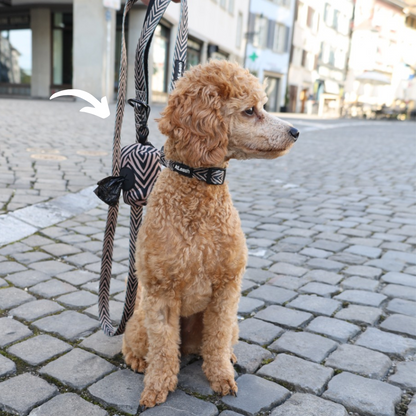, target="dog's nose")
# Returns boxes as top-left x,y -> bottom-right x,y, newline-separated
289,127 -> 300,141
